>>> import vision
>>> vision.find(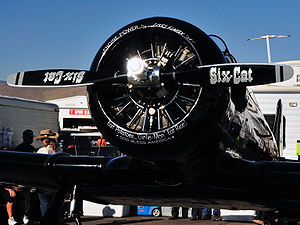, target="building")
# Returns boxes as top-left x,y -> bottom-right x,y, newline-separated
47,96 -> 96,132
